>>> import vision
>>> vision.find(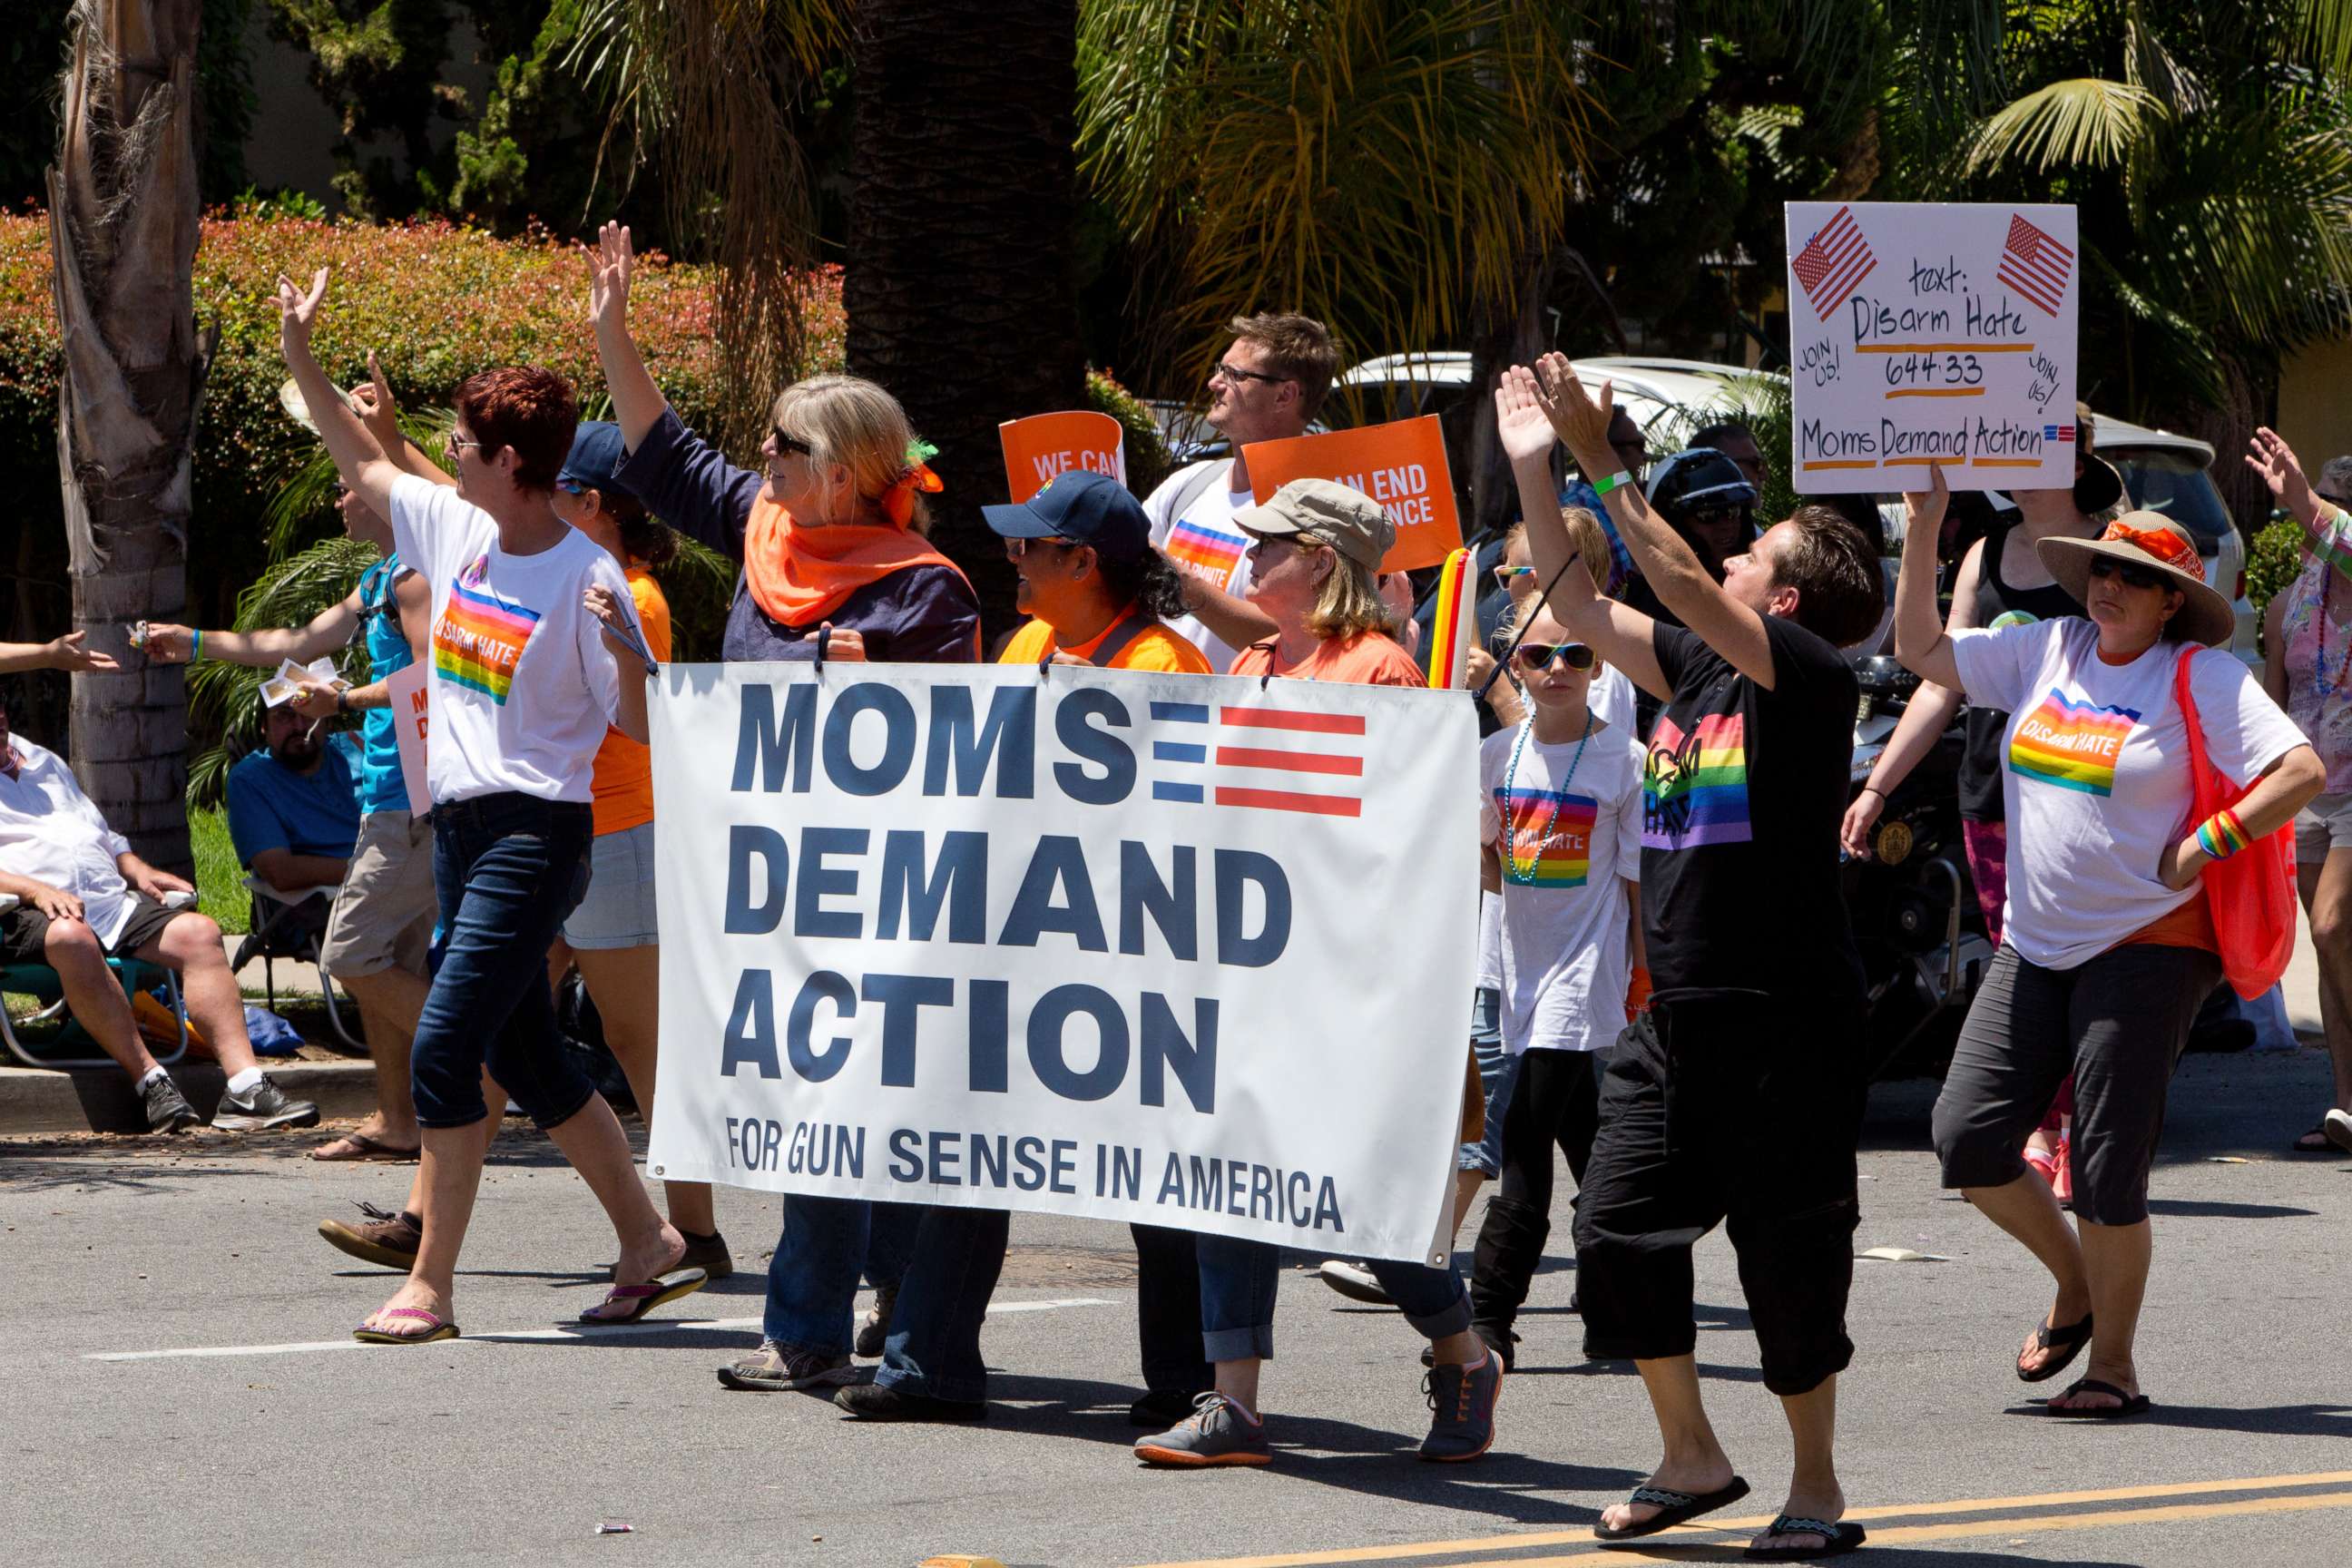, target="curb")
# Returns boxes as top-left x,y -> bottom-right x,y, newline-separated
0,1059 -> 381,1136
